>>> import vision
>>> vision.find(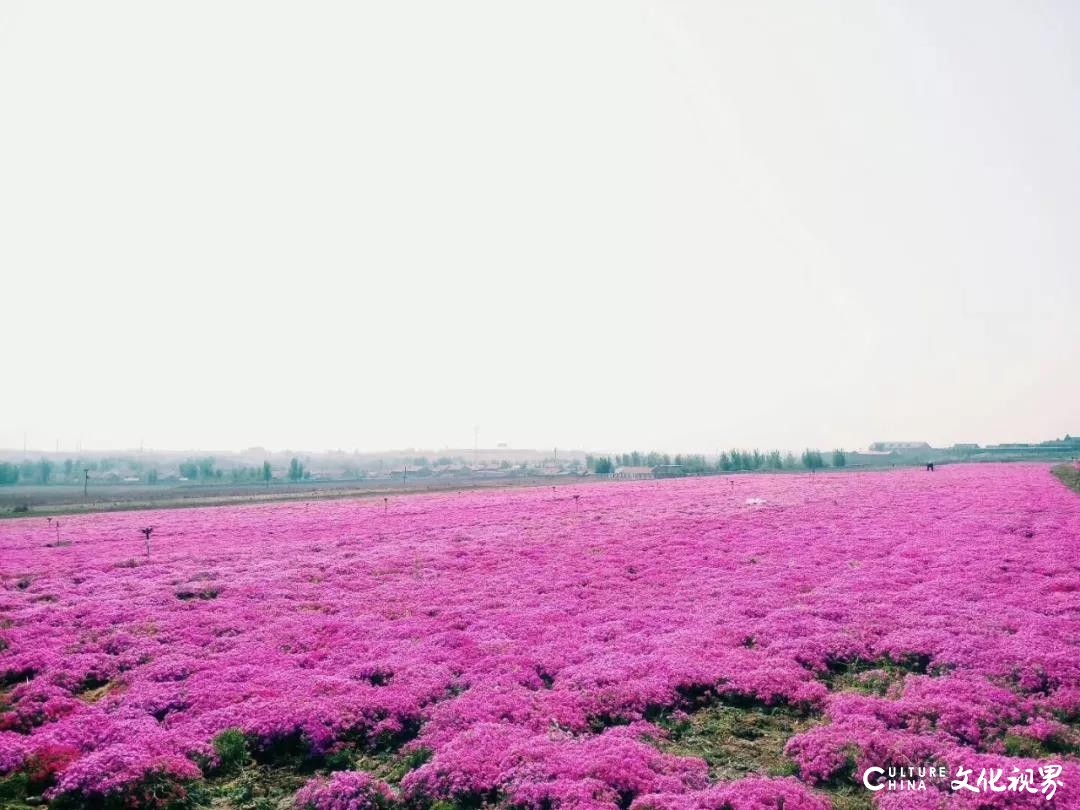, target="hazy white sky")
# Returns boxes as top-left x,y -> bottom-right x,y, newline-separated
2,1 -> 1077,454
